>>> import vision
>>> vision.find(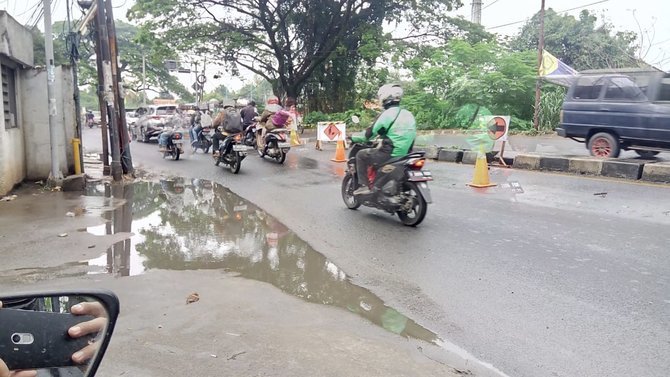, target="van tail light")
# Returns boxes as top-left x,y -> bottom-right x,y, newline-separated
407,158 -> 426,170
152,116 -> 161,120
